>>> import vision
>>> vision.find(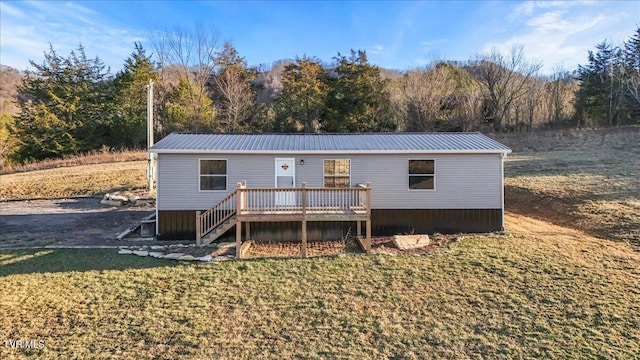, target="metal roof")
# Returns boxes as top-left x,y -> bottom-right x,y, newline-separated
150,132 -> 512,154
